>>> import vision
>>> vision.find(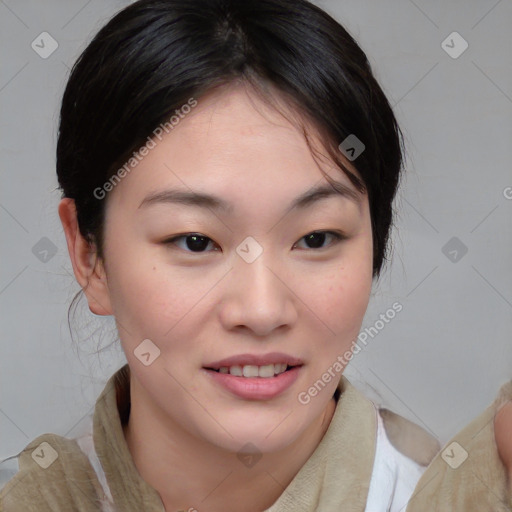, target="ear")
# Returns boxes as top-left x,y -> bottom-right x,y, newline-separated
58,198 -> 113,316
